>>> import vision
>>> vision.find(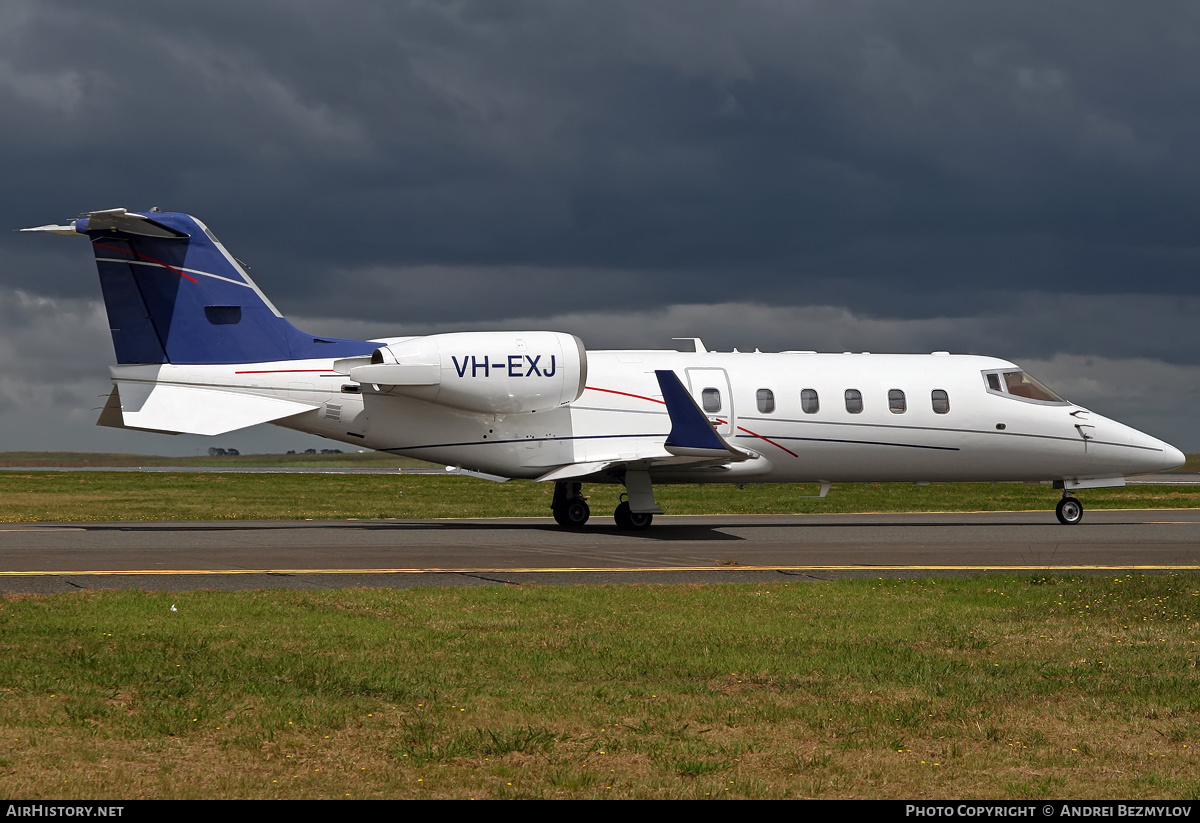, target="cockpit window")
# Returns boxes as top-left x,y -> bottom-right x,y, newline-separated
1002,371 -> 1063,402
982,370 -> 1068,405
